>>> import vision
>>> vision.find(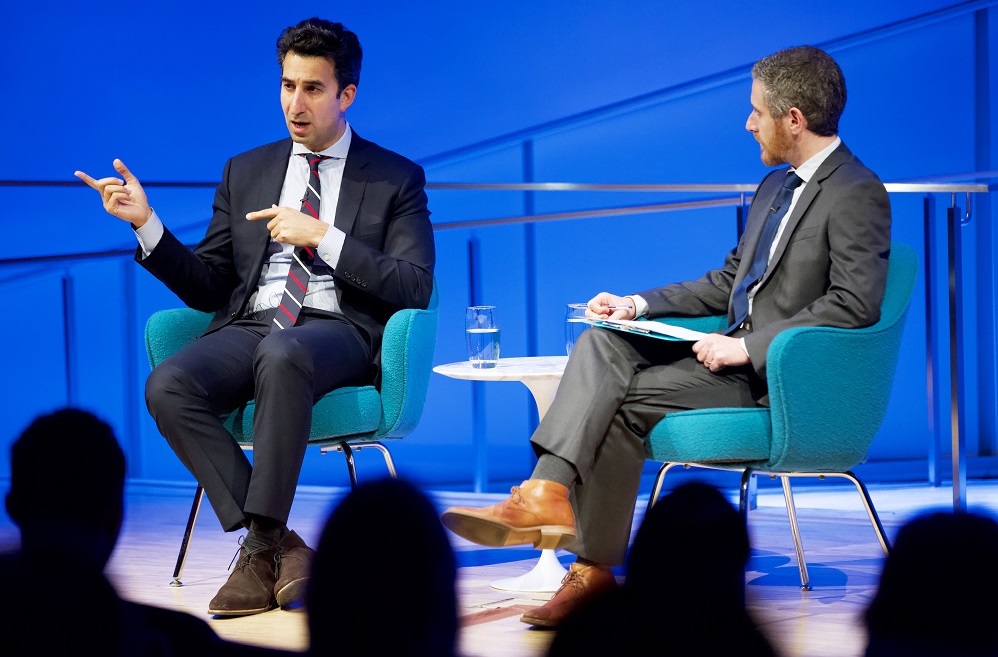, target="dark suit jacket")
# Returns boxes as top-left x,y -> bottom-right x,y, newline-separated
636,142 -> 891,380
137,132 -> 436,378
